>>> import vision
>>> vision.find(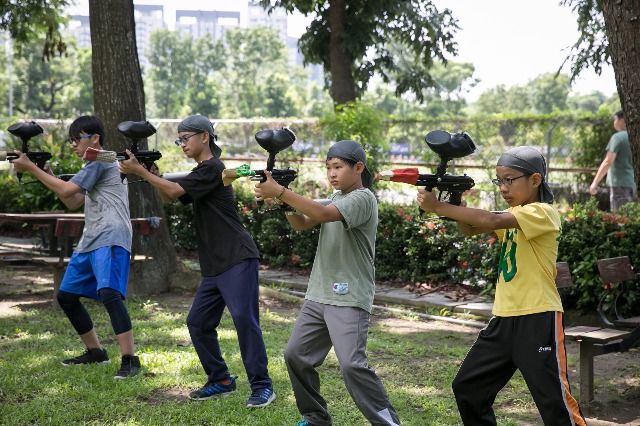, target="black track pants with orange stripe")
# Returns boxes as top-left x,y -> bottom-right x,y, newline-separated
452,311 -> 587,425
